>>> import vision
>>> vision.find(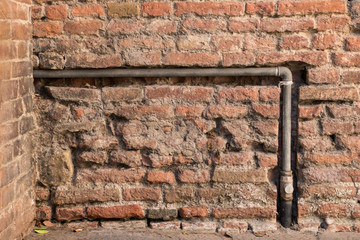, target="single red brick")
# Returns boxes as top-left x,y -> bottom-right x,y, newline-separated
45,4 -> 68,20
52,188 -> 120,205
212,35 -> 242,51
141,2 -> 171,17
36,206 -> 51,220
107,20 -> 143,35
177,169 -> 210,183
123,136 -> 157,150
299,86 -> 359,101
126,51 -> 161,66
343,70 -> 360,84
212,206 -> 276,219
313,33 -> 342,50
33,21 -> 63,37
182,18 -> 227,33
146,20 -> 177,34
244,35 -> 277,51
257,51 -> 327,66
280,35 -> 310,50
87,205 -> 145,219
278,0 -> 346,16
346,37 -> 360,52
260,18 -> 314,32
175,2 -> 244,16
145,86 -> 213,102
205,105 -> 247,119
298,105 -> 322,119
316,16 -> 350,32
303,153 -> 354,165
76,168 -> 146,184
175,106 -> 204,118
114,105 -> 173,119
246,1 -> 275,16
302,167 -> 360,183
299,184 -> 356,199
64,20 -> 102,35
229,18 -> 259,32
179,206 -> 208,218
316,203 -> 350,218
223,52 -> 256,66
307,68 -> 340,84
123,188 -> 161,201
164,52 -> 220,66
217,87 -> 258,102
56,207 -> 85,221
212,168 -> 268,183
72,4 -> 105,18
65,53 -> 123,69
147,170 -> 175,184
